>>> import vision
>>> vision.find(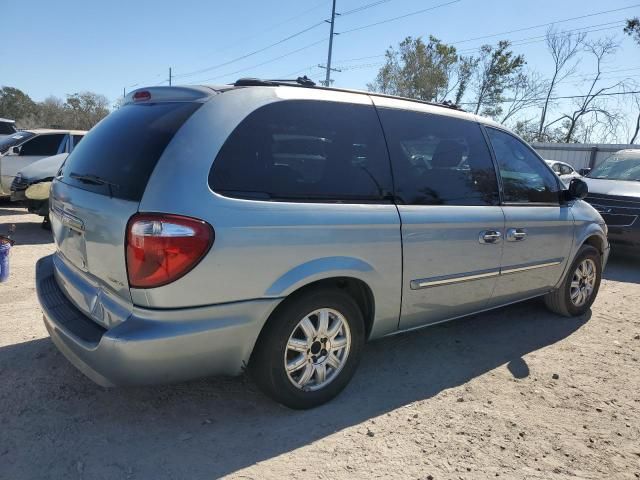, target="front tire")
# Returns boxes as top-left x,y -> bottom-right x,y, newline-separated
250,288 -> 365,409
544,245 -> 602,317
